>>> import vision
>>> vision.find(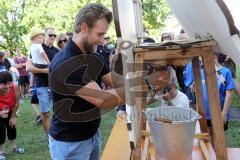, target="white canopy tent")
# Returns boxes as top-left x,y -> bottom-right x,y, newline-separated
166,0 -> 240,67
